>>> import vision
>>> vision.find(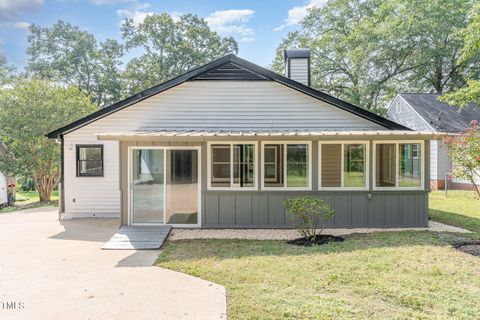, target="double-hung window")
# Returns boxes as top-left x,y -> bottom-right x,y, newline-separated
319,142 -> 368,189
374,141 -> 423,189
209,142 -> 257,189
76,145 -> 104,177
261,142 -> 311,190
